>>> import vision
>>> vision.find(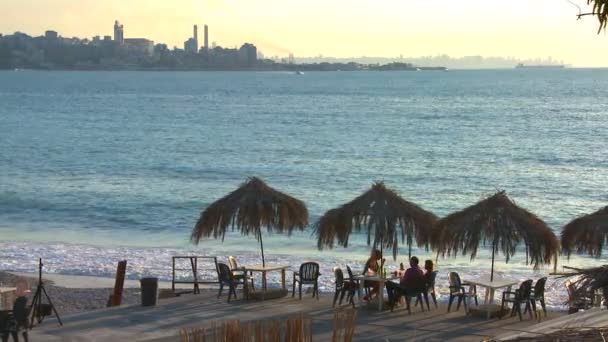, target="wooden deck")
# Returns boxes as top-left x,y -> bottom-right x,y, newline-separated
29,290 -> 568,341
